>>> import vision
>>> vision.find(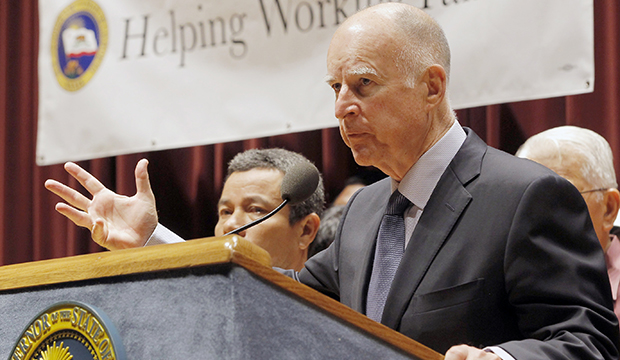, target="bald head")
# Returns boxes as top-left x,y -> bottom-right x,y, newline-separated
326,3 -> 455,179
332,3 -> 451,87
